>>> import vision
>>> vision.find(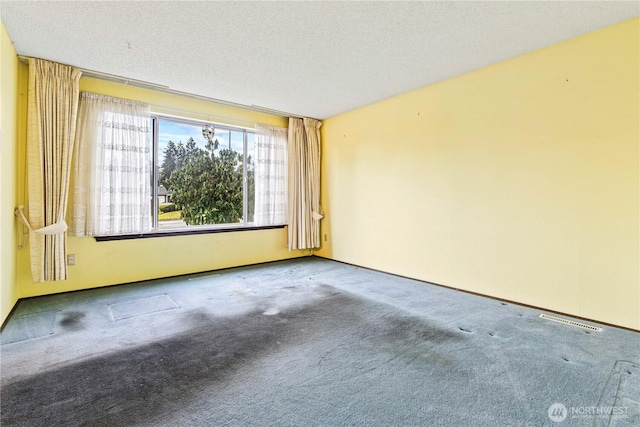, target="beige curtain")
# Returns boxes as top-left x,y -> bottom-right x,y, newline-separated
287,117 -> 323,250
20,58 -> 81,282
